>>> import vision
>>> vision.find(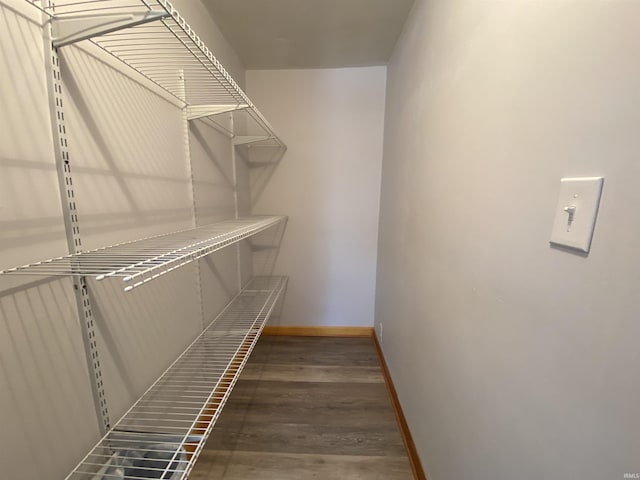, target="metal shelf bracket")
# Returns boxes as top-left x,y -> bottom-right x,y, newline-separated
187,104 -> 250,121
51,11 -> 169,48
233,135 -> 272,146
